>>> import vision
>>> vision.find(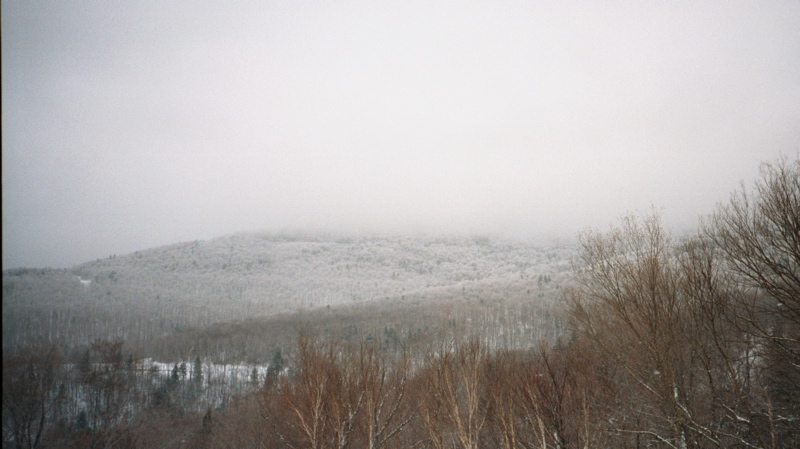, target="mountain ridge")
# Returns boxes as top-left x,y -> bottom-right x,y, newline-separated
3,231 -> 576,359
